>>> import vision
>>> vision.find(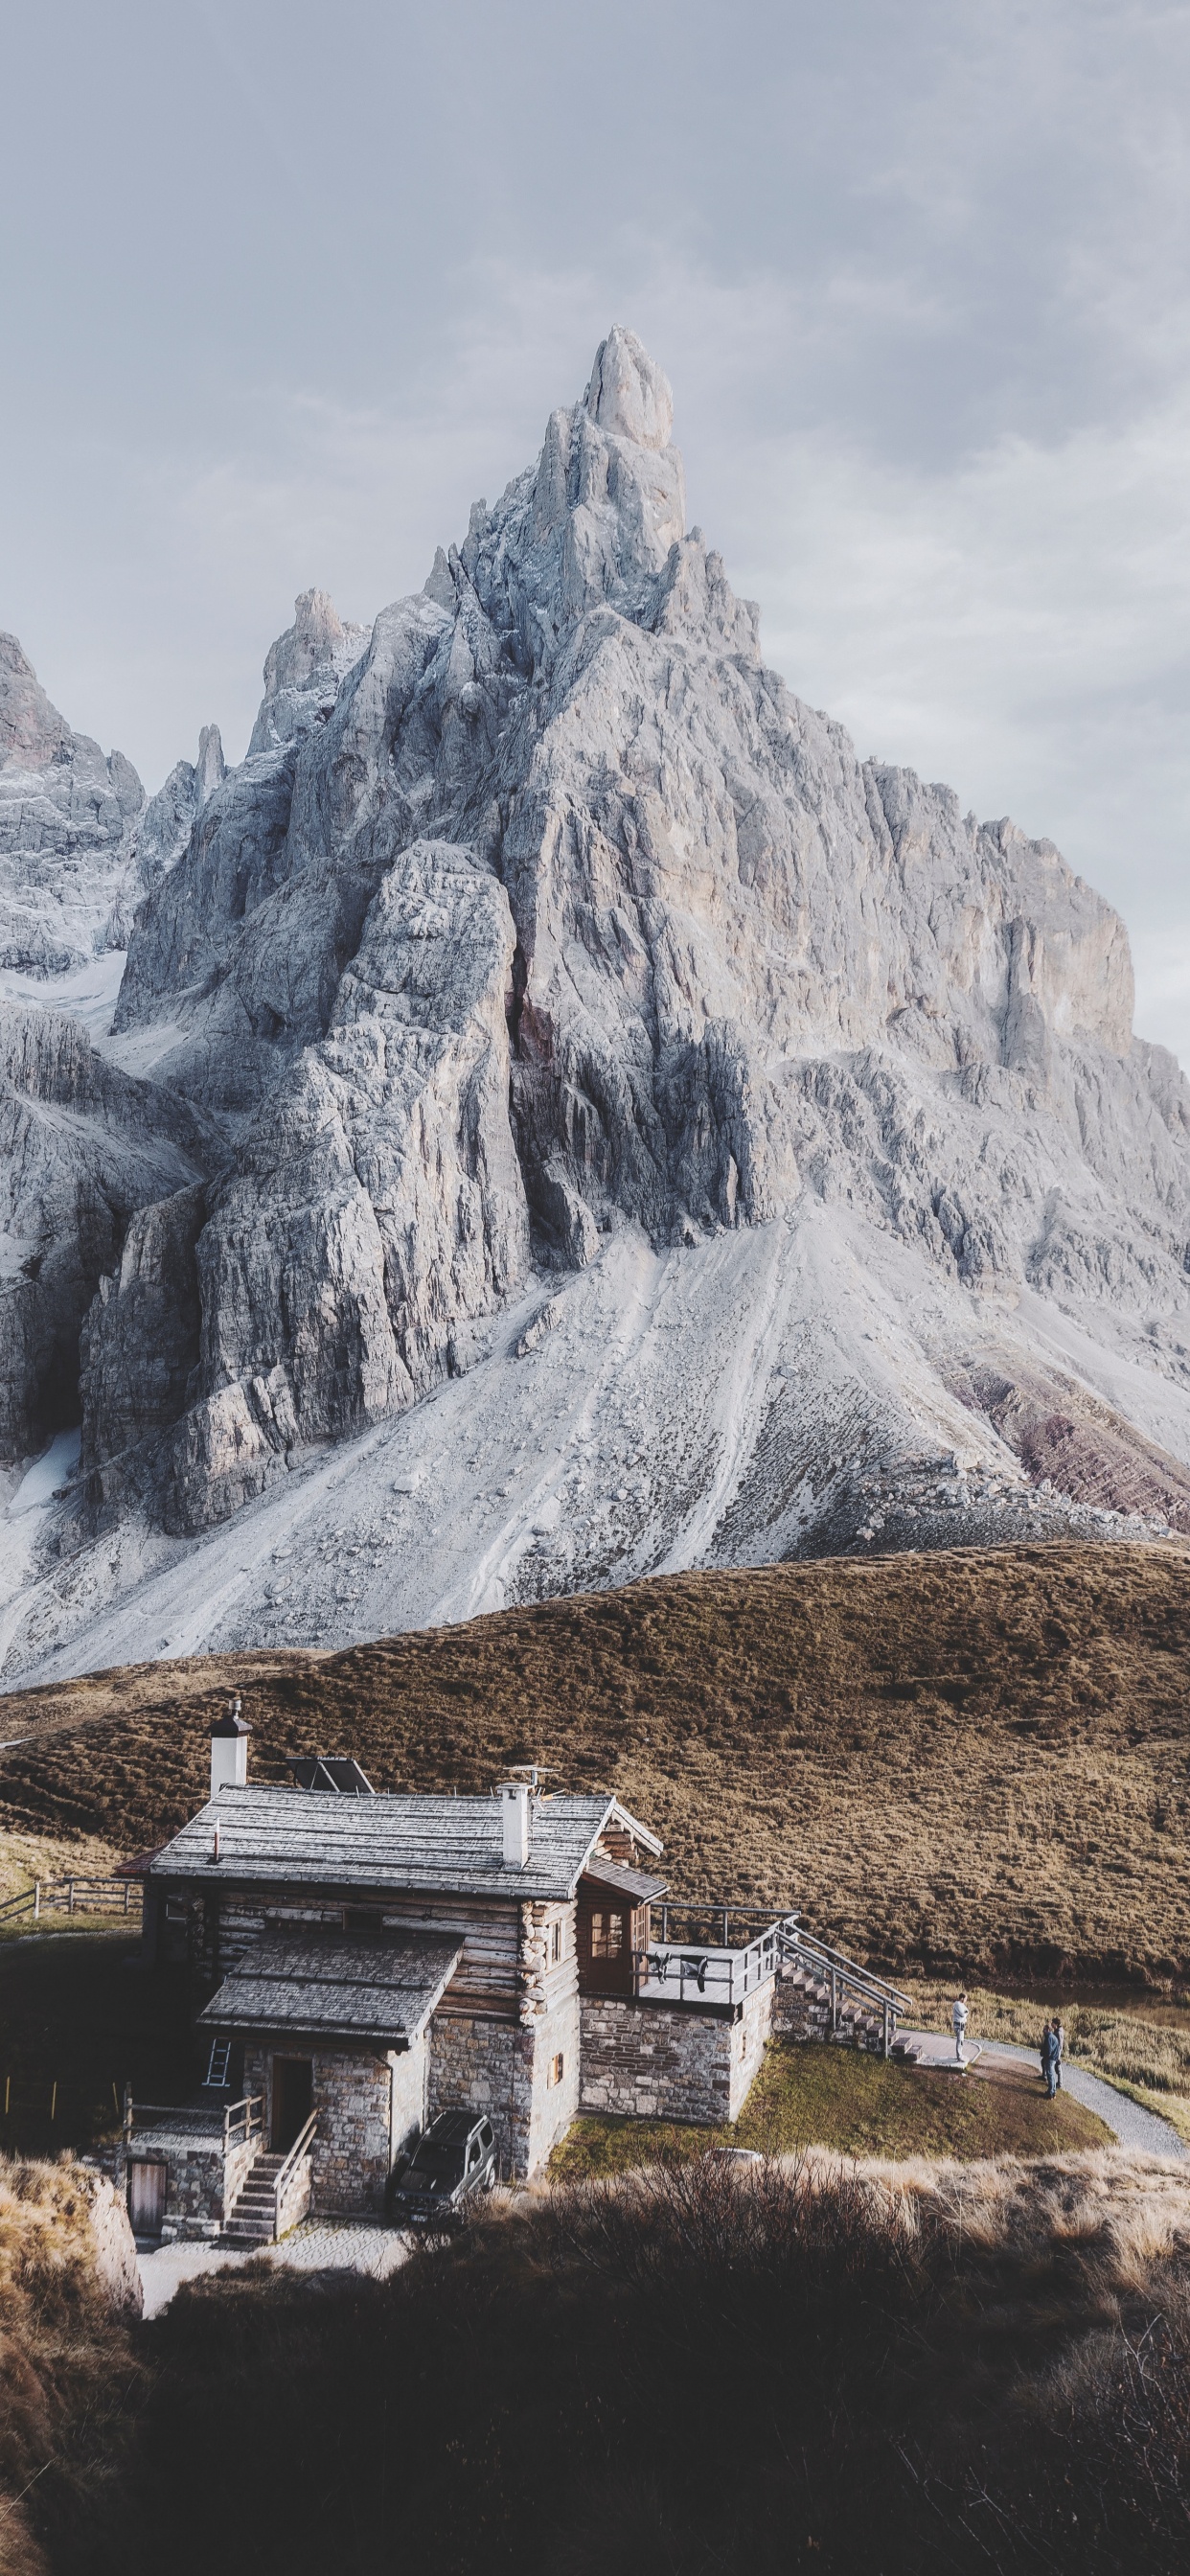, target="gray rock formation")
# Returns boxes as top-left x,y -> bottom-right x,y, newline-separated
127,722 -> 227,908
0,1009 -> 209,1460
4,328 -> 1190,1676
0,633 -> 145,973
